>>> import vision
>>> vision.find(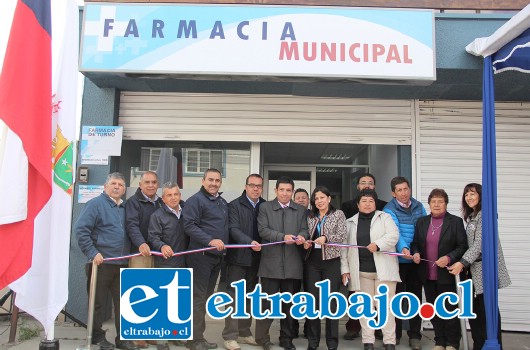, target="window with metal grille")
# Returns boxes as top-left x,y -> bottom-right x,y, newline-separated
184,148 -> 224,175
140,147 -> 163,171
